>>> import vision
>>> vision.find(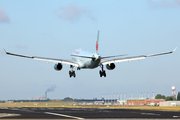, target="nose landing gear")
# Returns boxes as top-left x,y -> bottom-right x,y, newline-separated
69,65 -> 76,77
99,65 -> 106,77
